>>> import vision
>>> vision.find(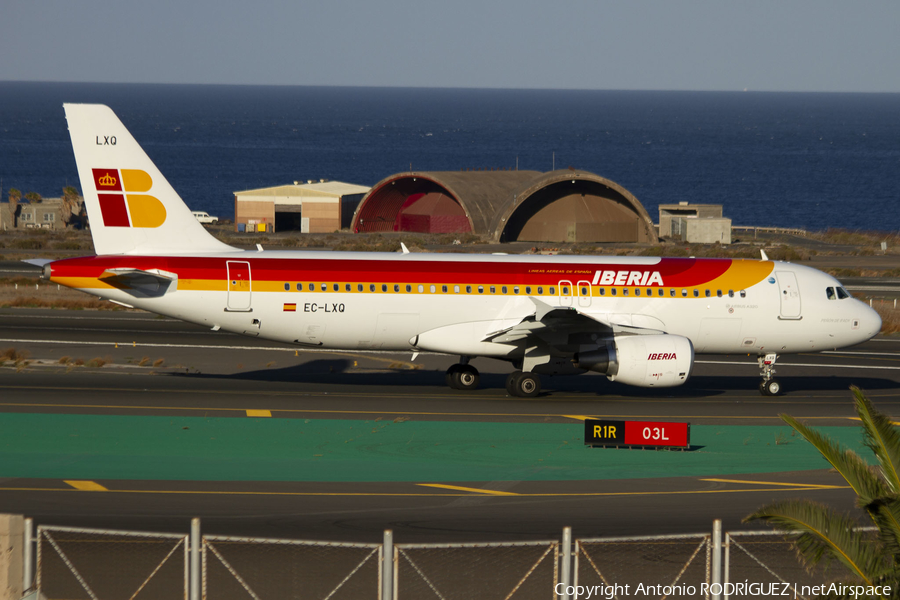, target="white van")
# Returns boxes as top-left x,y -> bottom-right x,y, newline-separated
191,211 -> 218,224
